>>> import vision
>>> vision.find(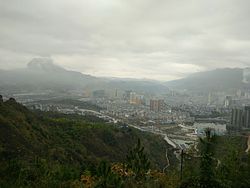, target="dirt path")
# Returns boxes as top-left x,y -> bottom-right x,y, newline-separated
163,149 -> 170,173
245,135 -> 250,153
